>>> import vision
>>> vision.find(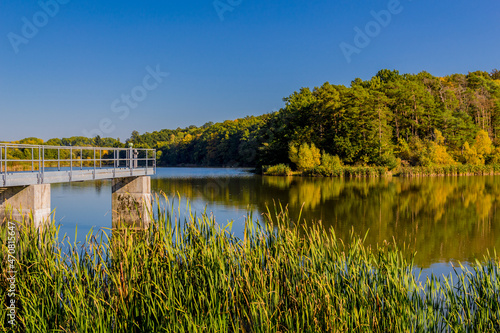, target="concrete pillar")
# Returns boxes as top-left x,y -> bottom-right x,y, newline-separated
0,185 -> 51,228
112,176 -> 152,229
